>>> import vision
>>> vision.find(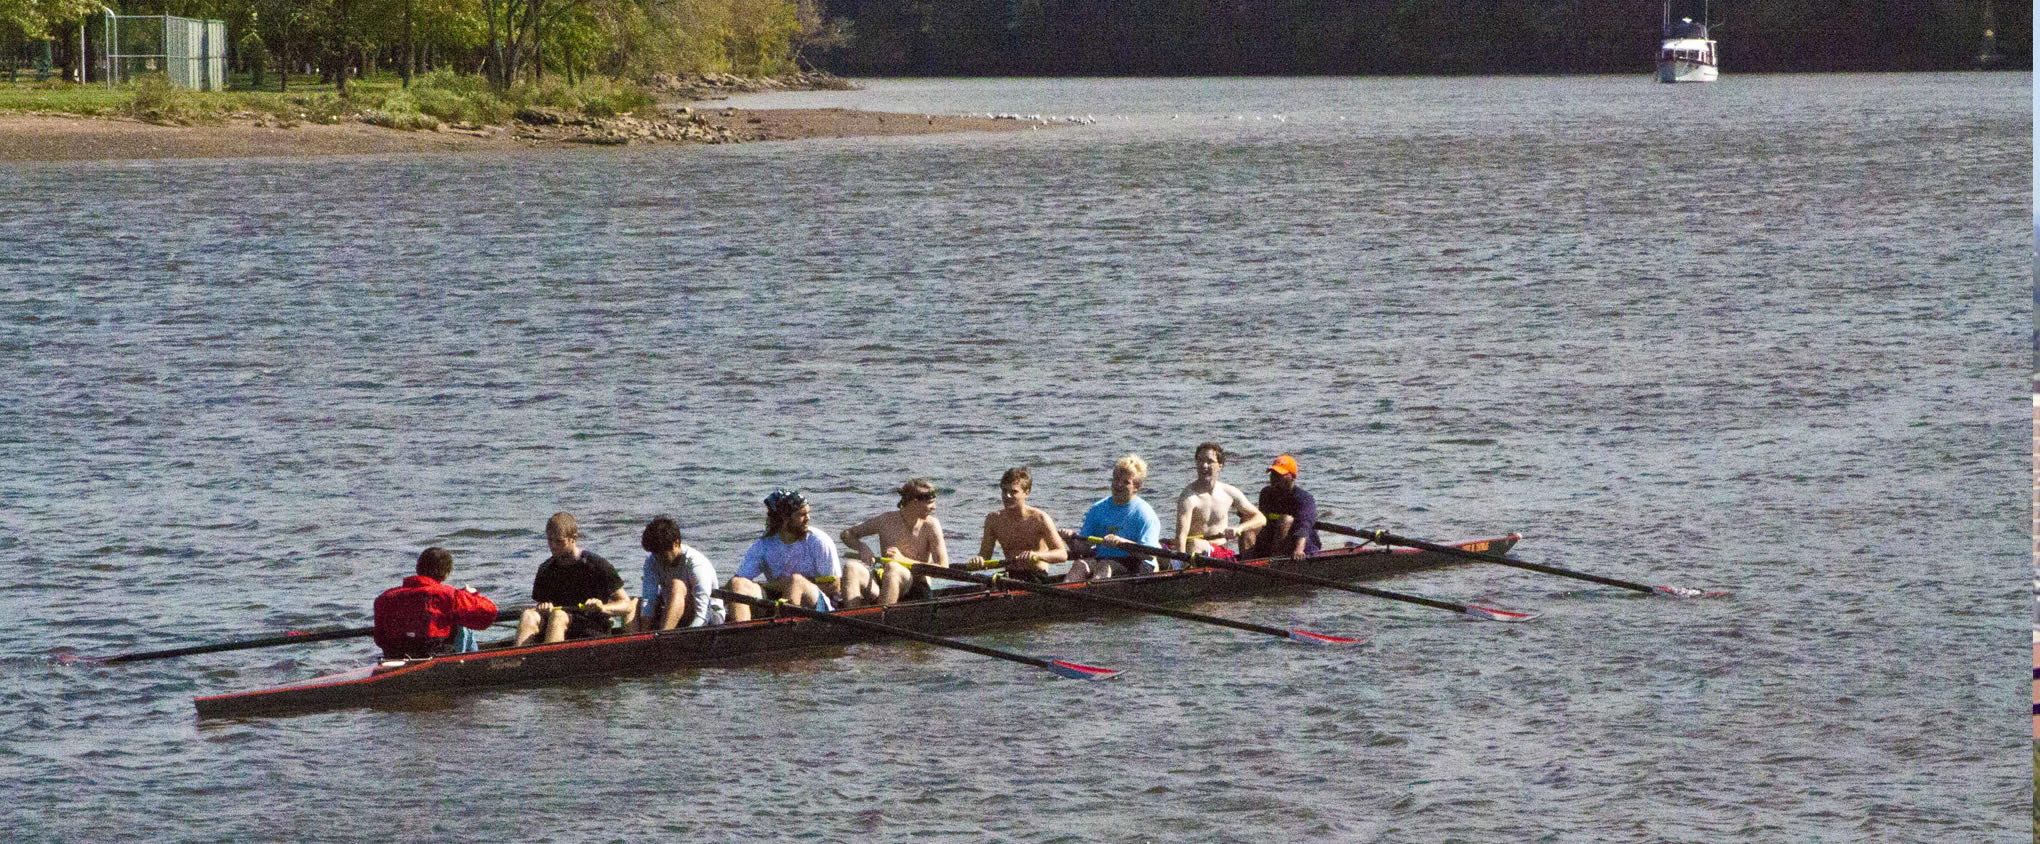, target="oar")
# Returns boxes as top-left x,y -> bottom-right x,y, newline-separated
1315,521 -> 1711,598
905,561 -> 1362,645
712,590 -> 1121,680
1085,537 -> 1539,622
92,609 -> 525,664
